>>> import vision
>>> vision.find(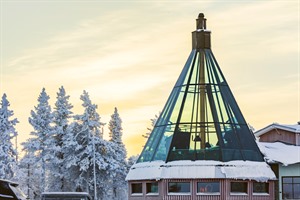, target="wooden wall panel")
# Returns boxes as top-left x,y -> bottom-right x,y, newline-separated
128,179 -> 275,200
259,129 -> 296,144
